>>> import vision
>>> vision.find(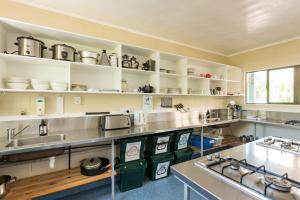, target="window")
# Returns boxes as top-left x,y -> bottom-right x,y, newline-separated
246,71 -> 267,103
246,66 -> 297,104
